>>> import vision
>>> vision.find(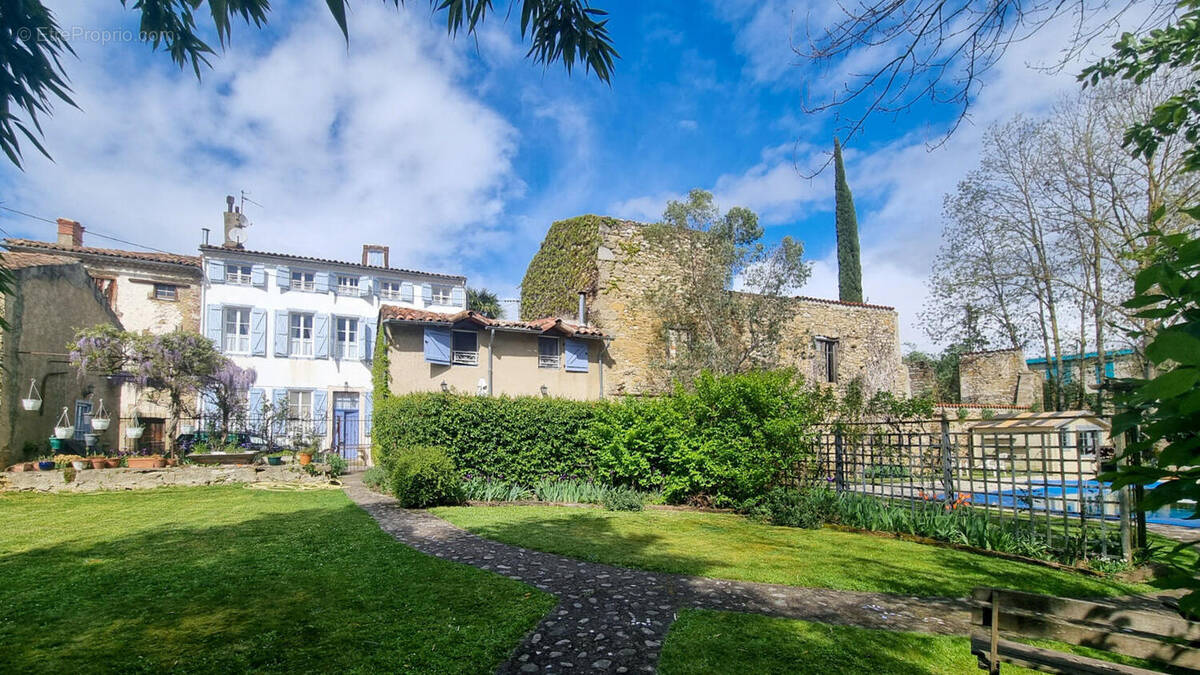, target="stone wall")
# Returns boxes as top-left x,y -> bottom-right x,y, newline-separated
3,464 -> 334,493
907,359 -> 936,399
958,349 -> 1042,408
1,263 -> 124,469
580,218 -> 909,397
